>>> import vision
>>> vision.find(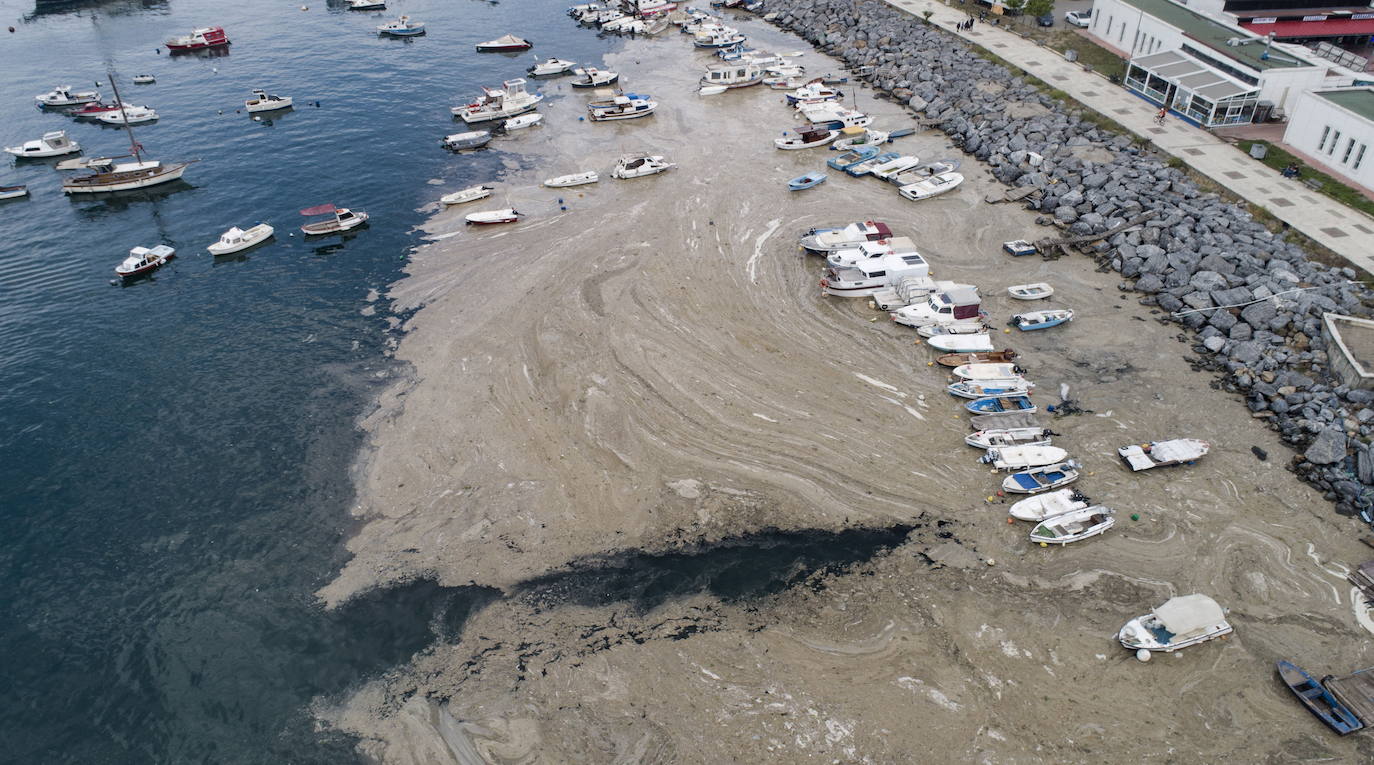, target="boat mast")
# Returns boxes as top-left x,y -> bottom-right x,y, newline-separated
105,71 -> 142,162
